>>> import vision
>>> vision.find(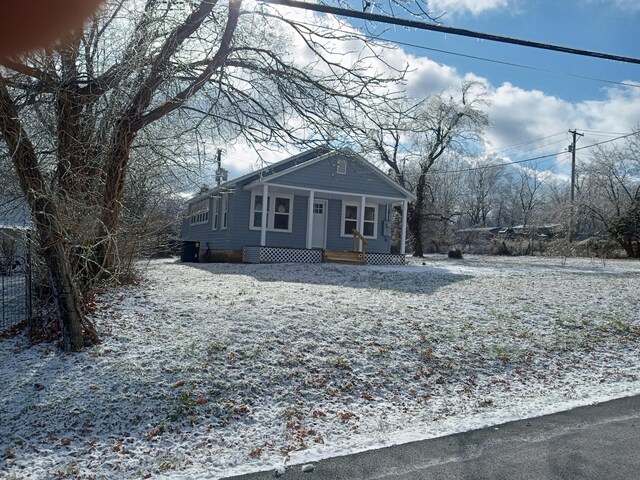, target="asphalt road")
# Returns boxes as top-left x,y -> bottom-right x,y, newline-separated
224,394 -> 640,480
